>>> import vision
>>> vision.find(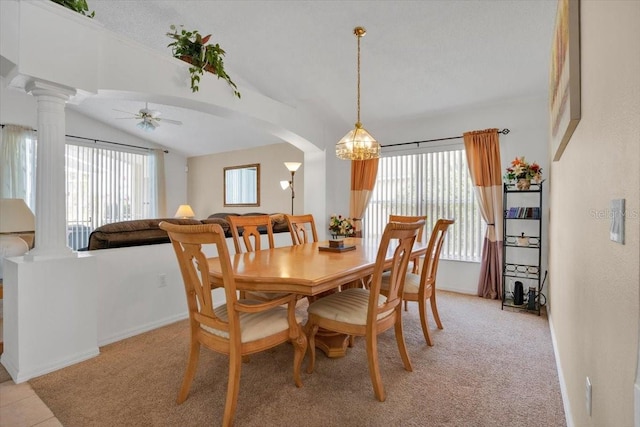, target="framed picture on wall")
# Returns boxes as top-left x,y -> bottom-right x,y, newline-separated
549,0 -> 581,161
